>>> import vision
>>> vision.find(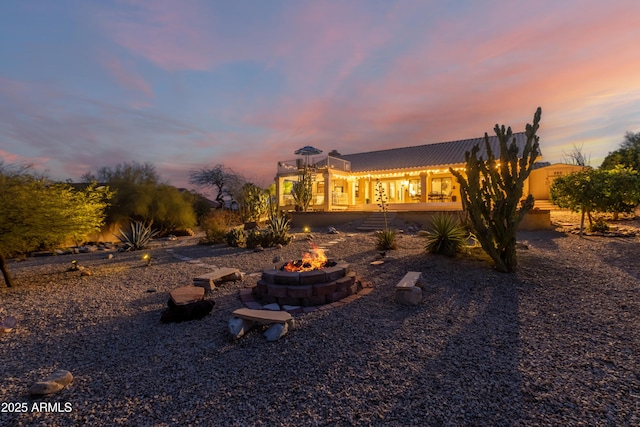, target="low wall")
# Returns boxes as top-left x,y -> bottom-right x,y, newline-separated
291,209 -> 551,231
518,209 -> 552,231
